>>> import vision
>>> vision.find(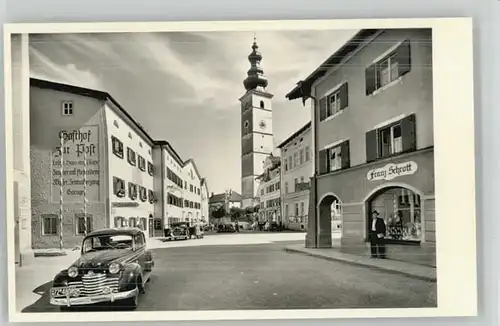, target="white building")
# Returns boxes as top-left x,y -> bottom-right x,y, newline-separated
256,154 -> 281,223
277,122 -> 313,231
200,178 -> 209,224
